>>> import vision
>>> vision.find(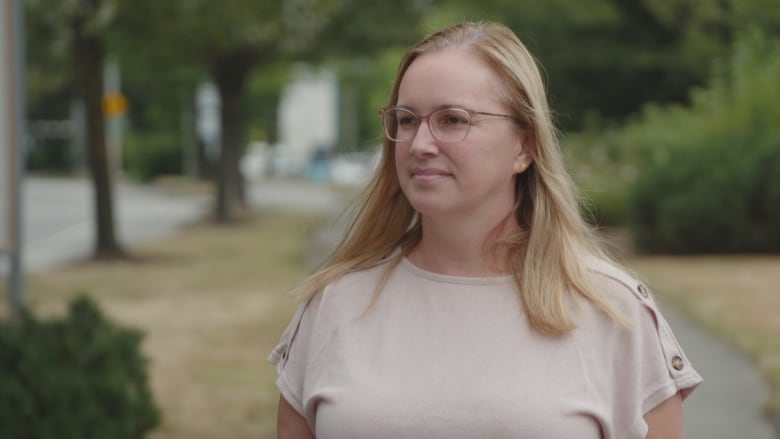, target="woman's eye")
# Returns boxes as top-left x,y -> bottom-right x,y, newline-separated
438,112 -> 469,126
398,116 -> 418,127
